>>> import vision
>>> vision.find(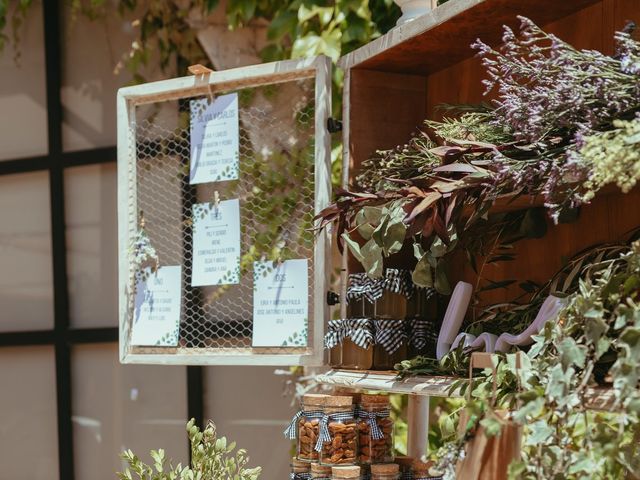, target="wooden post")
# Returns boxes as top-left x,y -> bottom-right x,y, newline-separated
407,395 -> 430,460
